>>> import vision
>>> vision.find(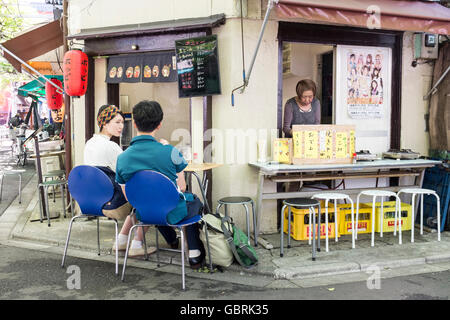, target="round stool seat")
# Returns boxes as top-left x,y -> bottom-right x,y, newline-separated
39,179 -> 67,186
360,190 -> 397,197
283,198 -> 320,207
313,193 -> 350,200
43,170 -> 65,177
218,196 -> 252,204
398,188 -> 436,195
